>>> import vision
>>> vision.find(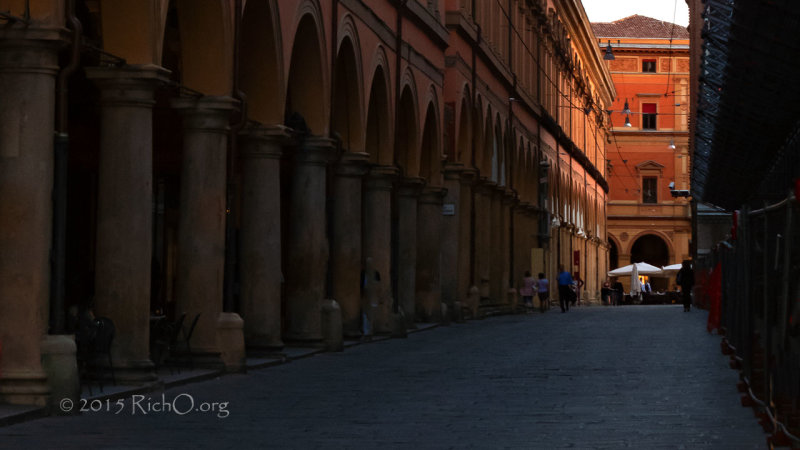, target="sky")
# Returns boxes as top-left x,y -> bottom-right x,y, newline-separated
581,0 -> 689,27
